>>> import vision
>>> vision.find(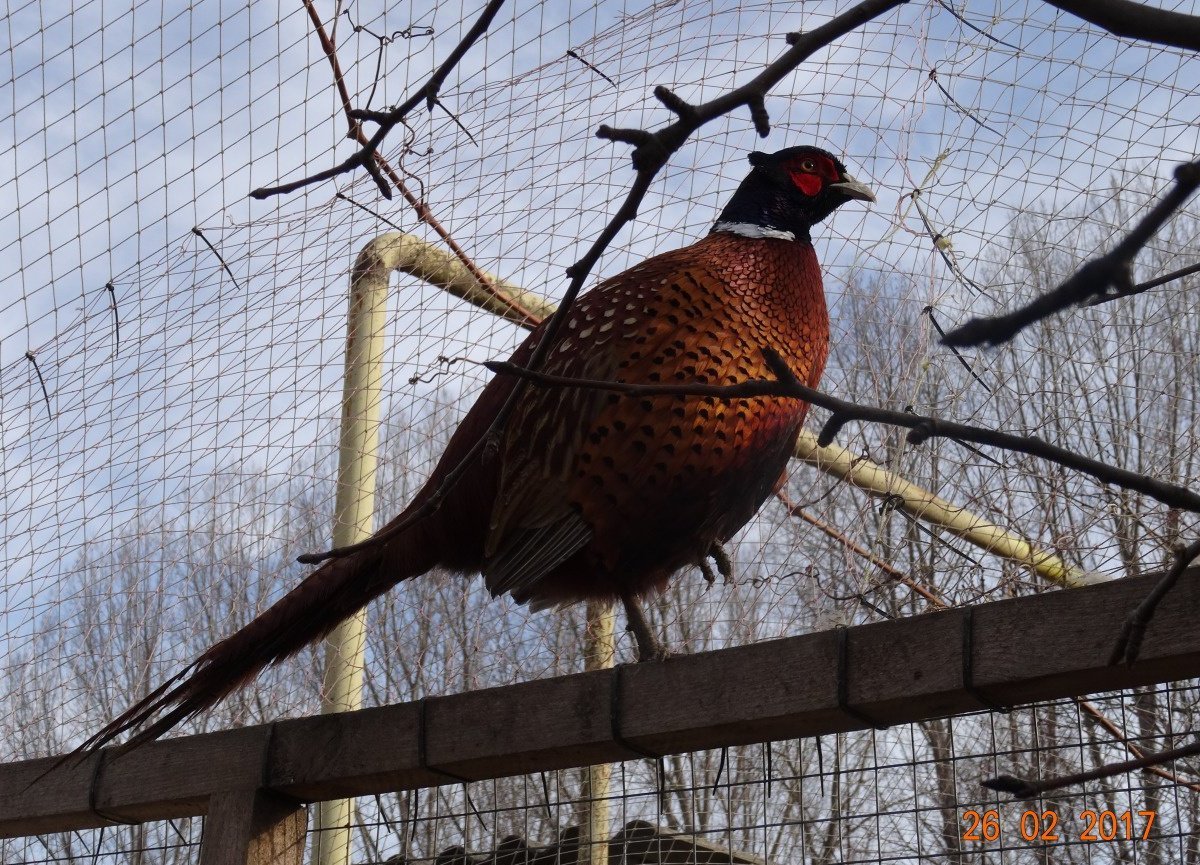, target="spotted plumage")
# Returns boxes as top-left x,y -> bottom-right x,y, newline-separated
488,233 -> 832,609
82,145 -> 873,753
